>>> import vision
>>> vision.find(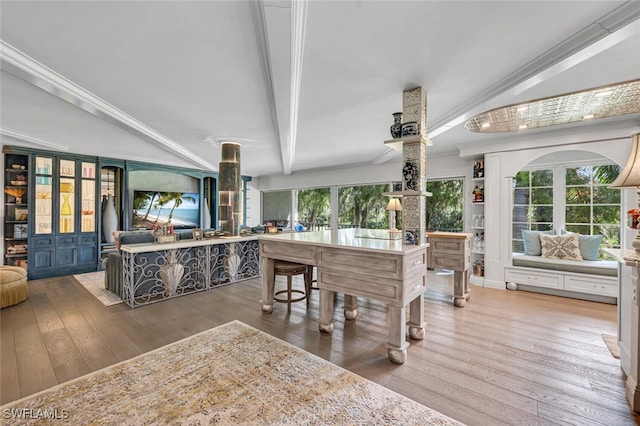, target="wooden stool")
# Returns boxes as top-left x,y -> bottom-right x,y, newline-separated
273,260 -> 312,312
